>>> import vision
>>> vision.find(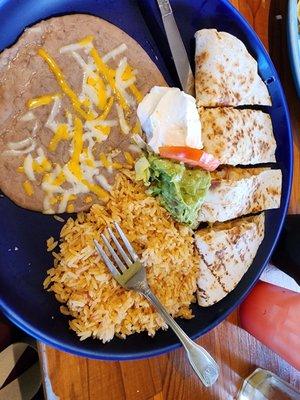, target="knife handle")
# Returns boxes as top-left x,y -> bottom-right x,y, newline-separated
157,0 -> 172,17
